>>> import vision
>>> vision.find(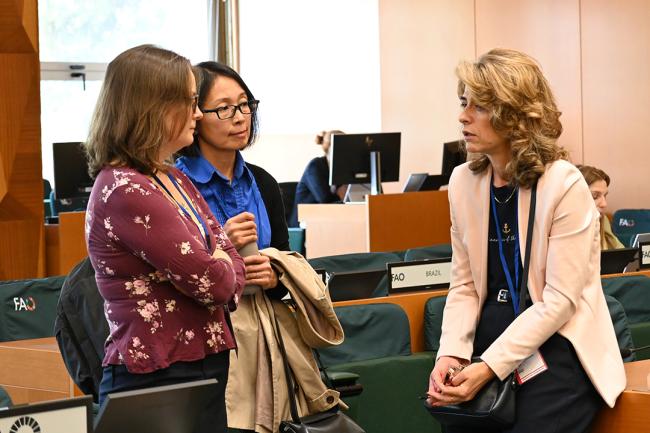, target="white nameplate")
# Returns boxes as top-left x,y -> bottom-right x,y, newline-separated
0,397 -> 91,433
640,242 -> 650,269
387,259 -> 451,293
